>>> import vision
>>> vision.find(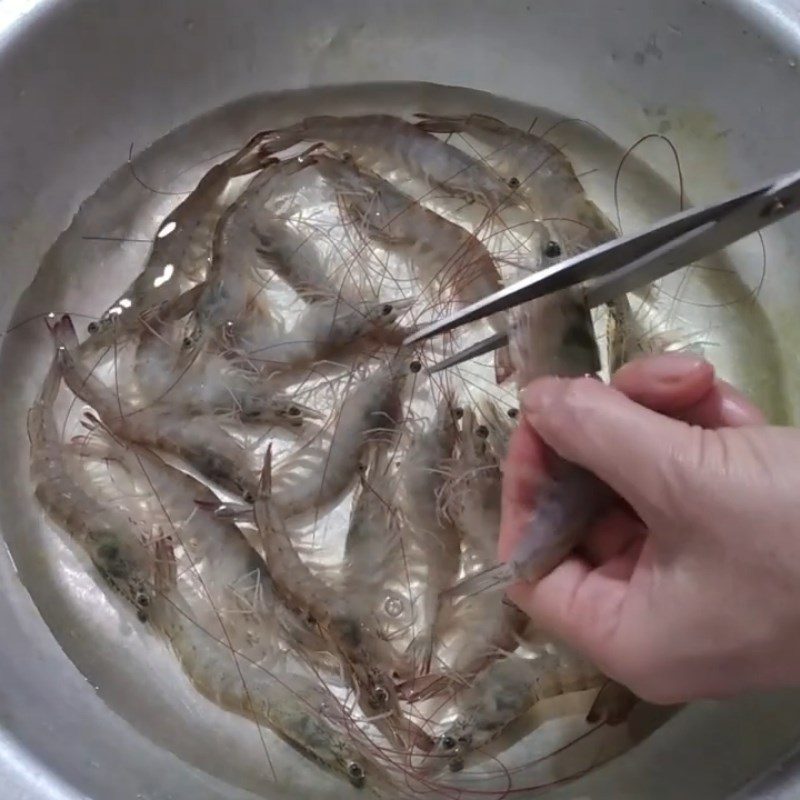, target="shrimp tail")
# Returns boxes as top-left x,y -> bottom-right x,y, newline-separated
405,632 -> 435,676
439,562 -> 516,601
227,140 -> 279,176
